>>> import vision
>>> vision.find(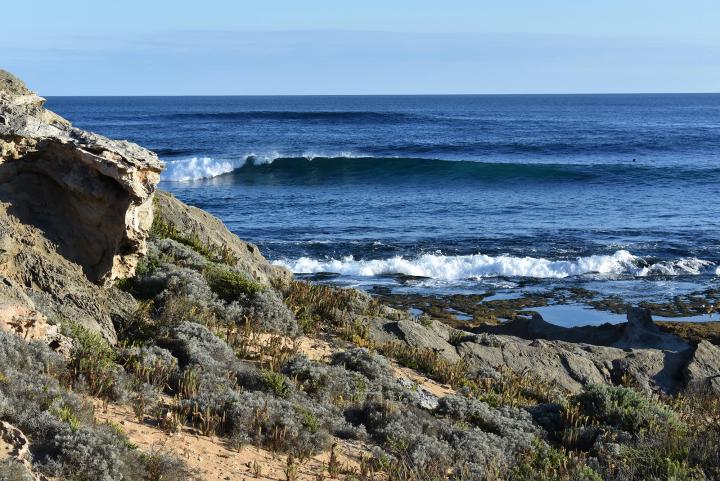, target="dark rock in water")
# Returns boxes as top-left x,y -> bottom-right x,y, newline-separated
615,306 -> 690,352
472,311 -> 624,345
626,306 -> 654,328
684,340 -> 720,394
